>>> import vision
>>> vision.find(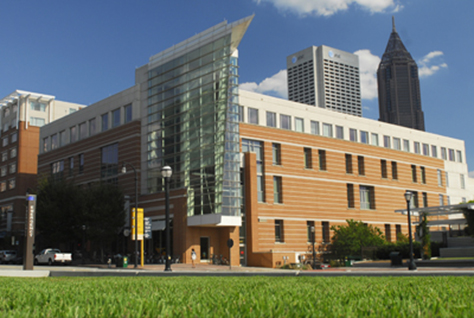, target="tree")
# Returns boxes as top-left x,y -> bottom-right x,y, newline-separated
330,219 -> 385,261
416,212 -> 431,259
